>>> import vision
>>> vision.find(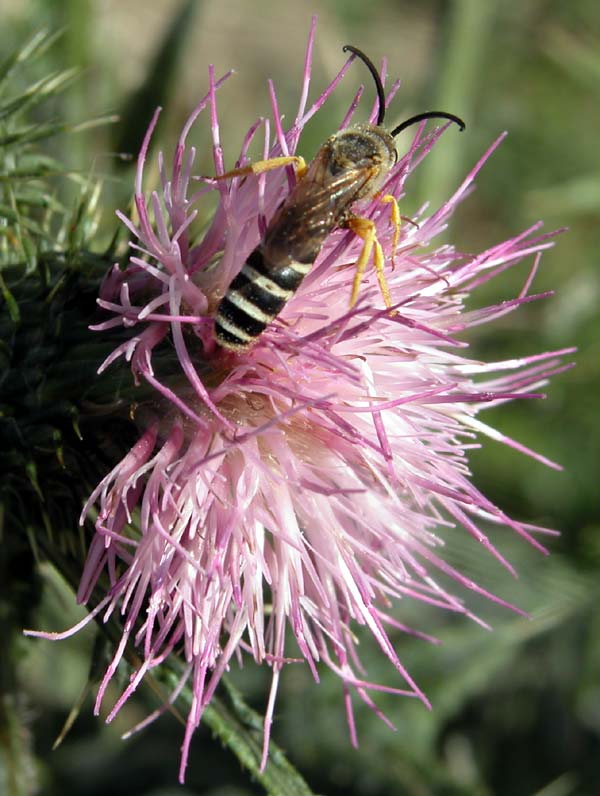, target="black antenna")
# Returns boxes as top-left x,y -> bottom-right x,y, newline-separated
391,111 -> 465,138
342,45 -> 386,126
